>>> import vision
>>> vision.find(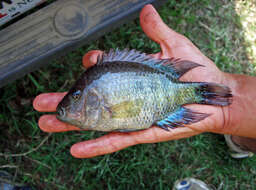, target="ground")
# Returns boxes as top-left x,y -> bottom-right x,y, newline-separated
0,0 -> 256,189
